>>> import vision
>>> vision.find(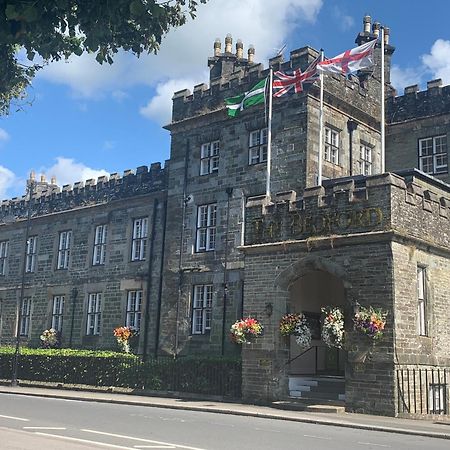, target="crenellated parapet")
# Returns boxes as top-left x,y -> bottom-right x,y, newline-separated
244,170 -> 450,251
168,17 -> 390,128
387,79 -> 450,123
0,163 -> 167,222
